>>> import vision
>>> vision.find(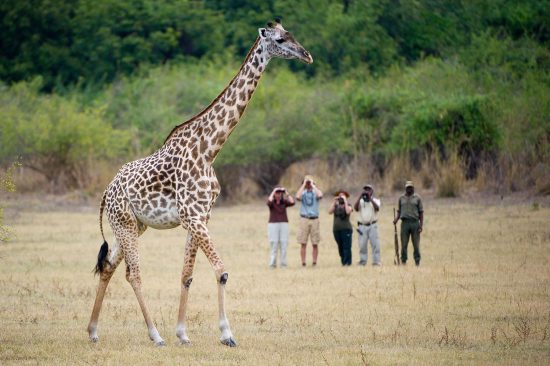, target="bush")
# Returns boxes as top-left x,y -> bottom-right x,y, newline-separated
0,162 -> 19,242
0,79 -> 131,191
